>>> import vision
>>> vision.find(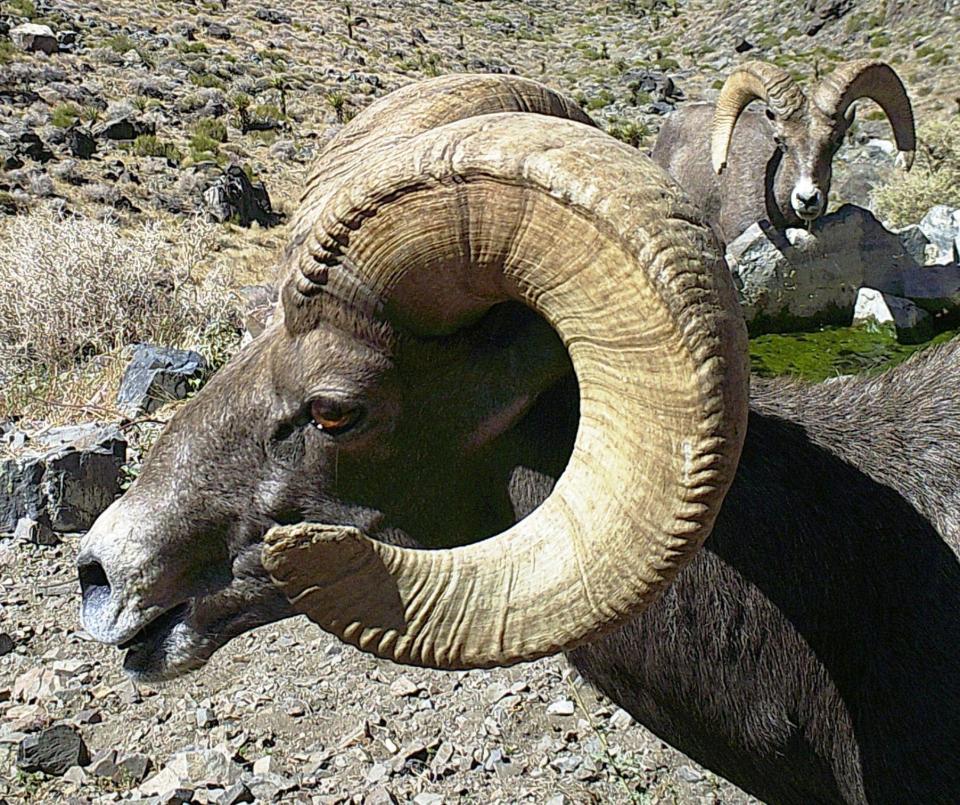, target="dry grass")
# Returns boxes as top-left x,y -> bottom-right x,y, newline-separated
0,208 -> 241,422
873,117 -> 960,228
